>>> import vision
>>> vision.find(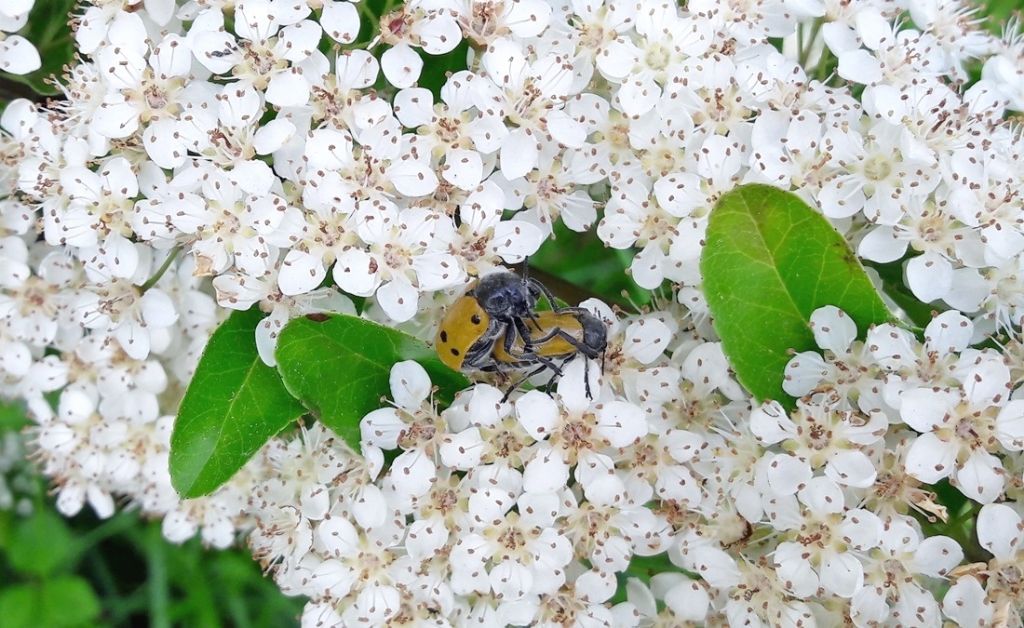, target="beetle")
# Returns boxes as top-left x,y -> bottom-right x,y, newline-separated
434,270 -> 555,371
